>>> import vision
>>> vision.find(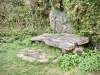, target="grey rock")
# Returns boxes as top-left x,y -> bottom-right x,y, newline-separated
52,59 -> 58,63
37,58 -> 48,63
17,48 -> 58,63
39,55 -> 46,59
49,9 -> 75,33
41,53 -> 47,56
22,56 -> 36,62
27,50 -> 35,53
72,46 -> 84,54
47,55 -> 54,59
21,48 -> 29,51
17,54 -> 24,58
27,52 -> 39,58
31,33 -> 89,51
